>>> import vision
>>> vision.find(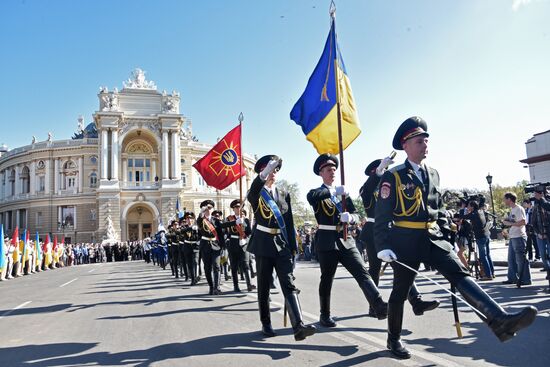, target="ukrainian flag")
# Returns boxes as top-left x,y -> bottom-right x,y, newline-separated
290,18 -> 360,154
